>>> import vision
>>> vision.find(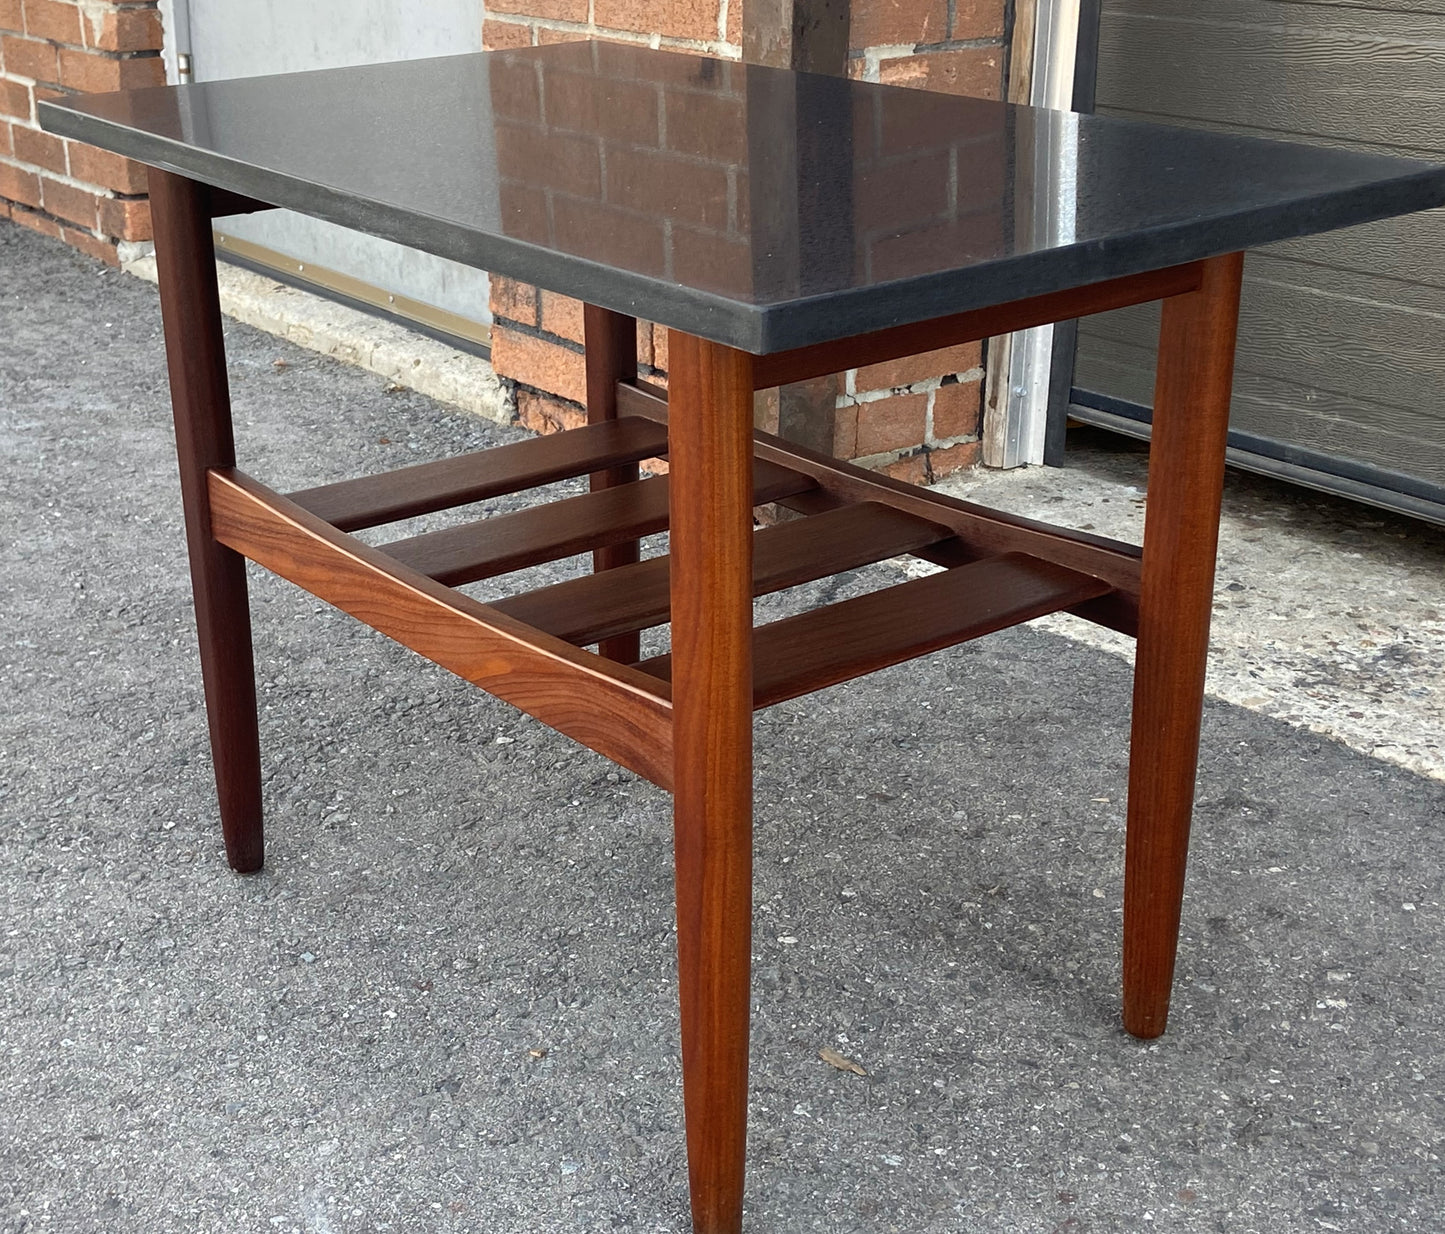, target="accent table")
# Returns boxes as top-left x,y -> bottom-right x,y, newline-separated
41,42 -> 1445,1234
